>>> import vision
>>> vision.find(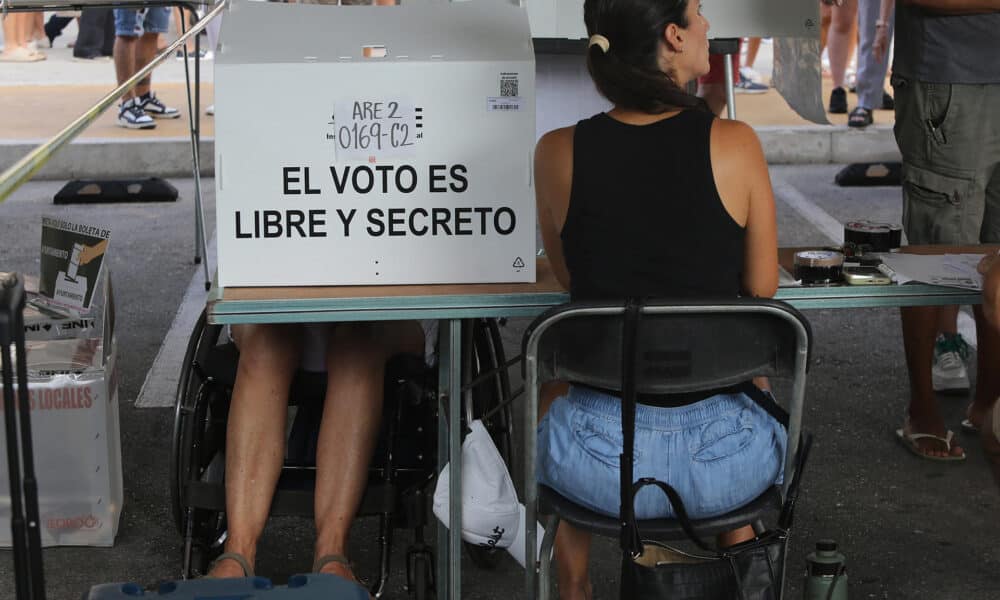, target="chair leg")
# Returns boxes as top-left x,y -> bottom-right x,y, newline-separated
537,514 -> 560,600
